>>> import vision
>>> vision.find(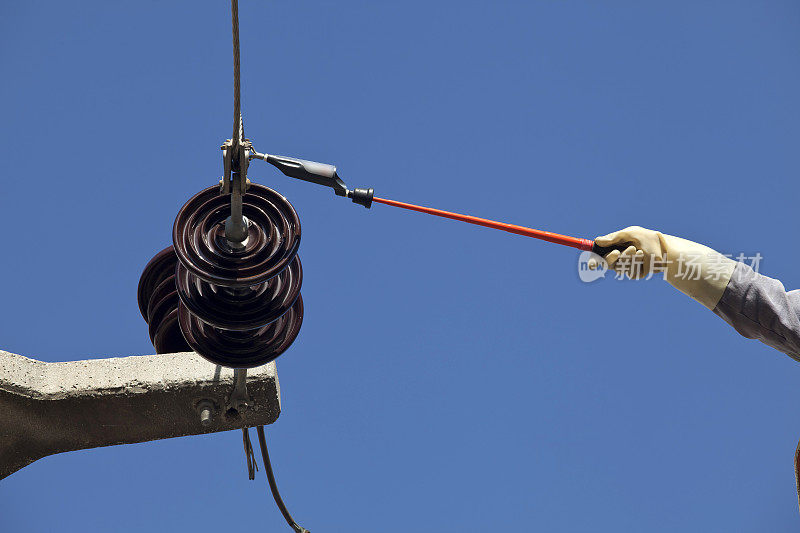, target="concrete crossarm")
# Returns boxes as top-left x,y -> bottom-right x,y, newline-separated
0,349 -> 281,479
